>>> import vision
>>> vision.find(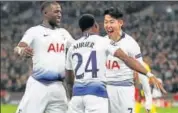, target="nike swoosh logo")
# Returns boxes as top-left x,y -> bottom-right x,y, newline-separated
44,34 -> 49,37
